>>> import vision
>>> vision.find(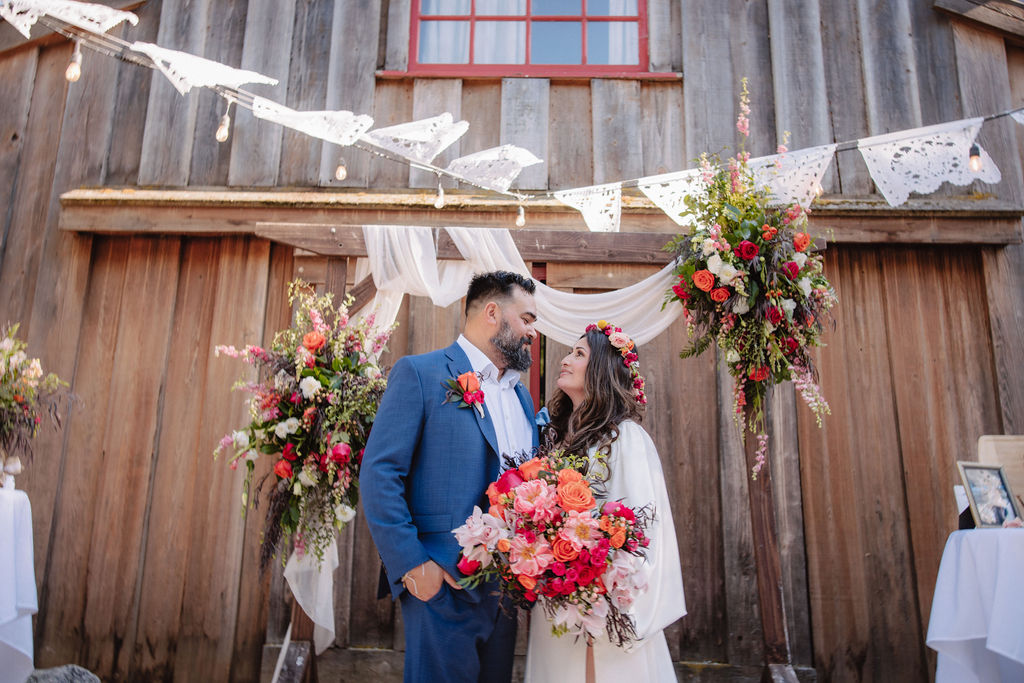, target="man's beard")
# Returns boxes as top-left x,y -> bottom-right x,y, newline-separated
491,320 -> 533,372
